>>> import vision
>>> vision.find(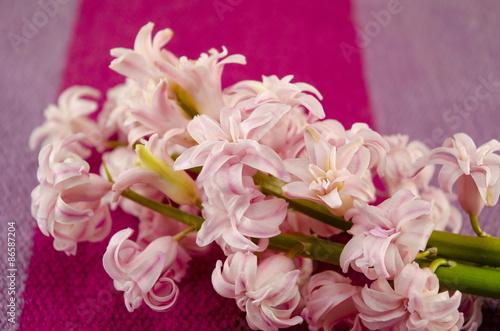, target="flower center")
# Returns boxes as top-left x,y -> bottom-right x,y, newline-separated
308,165 -> 349,195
